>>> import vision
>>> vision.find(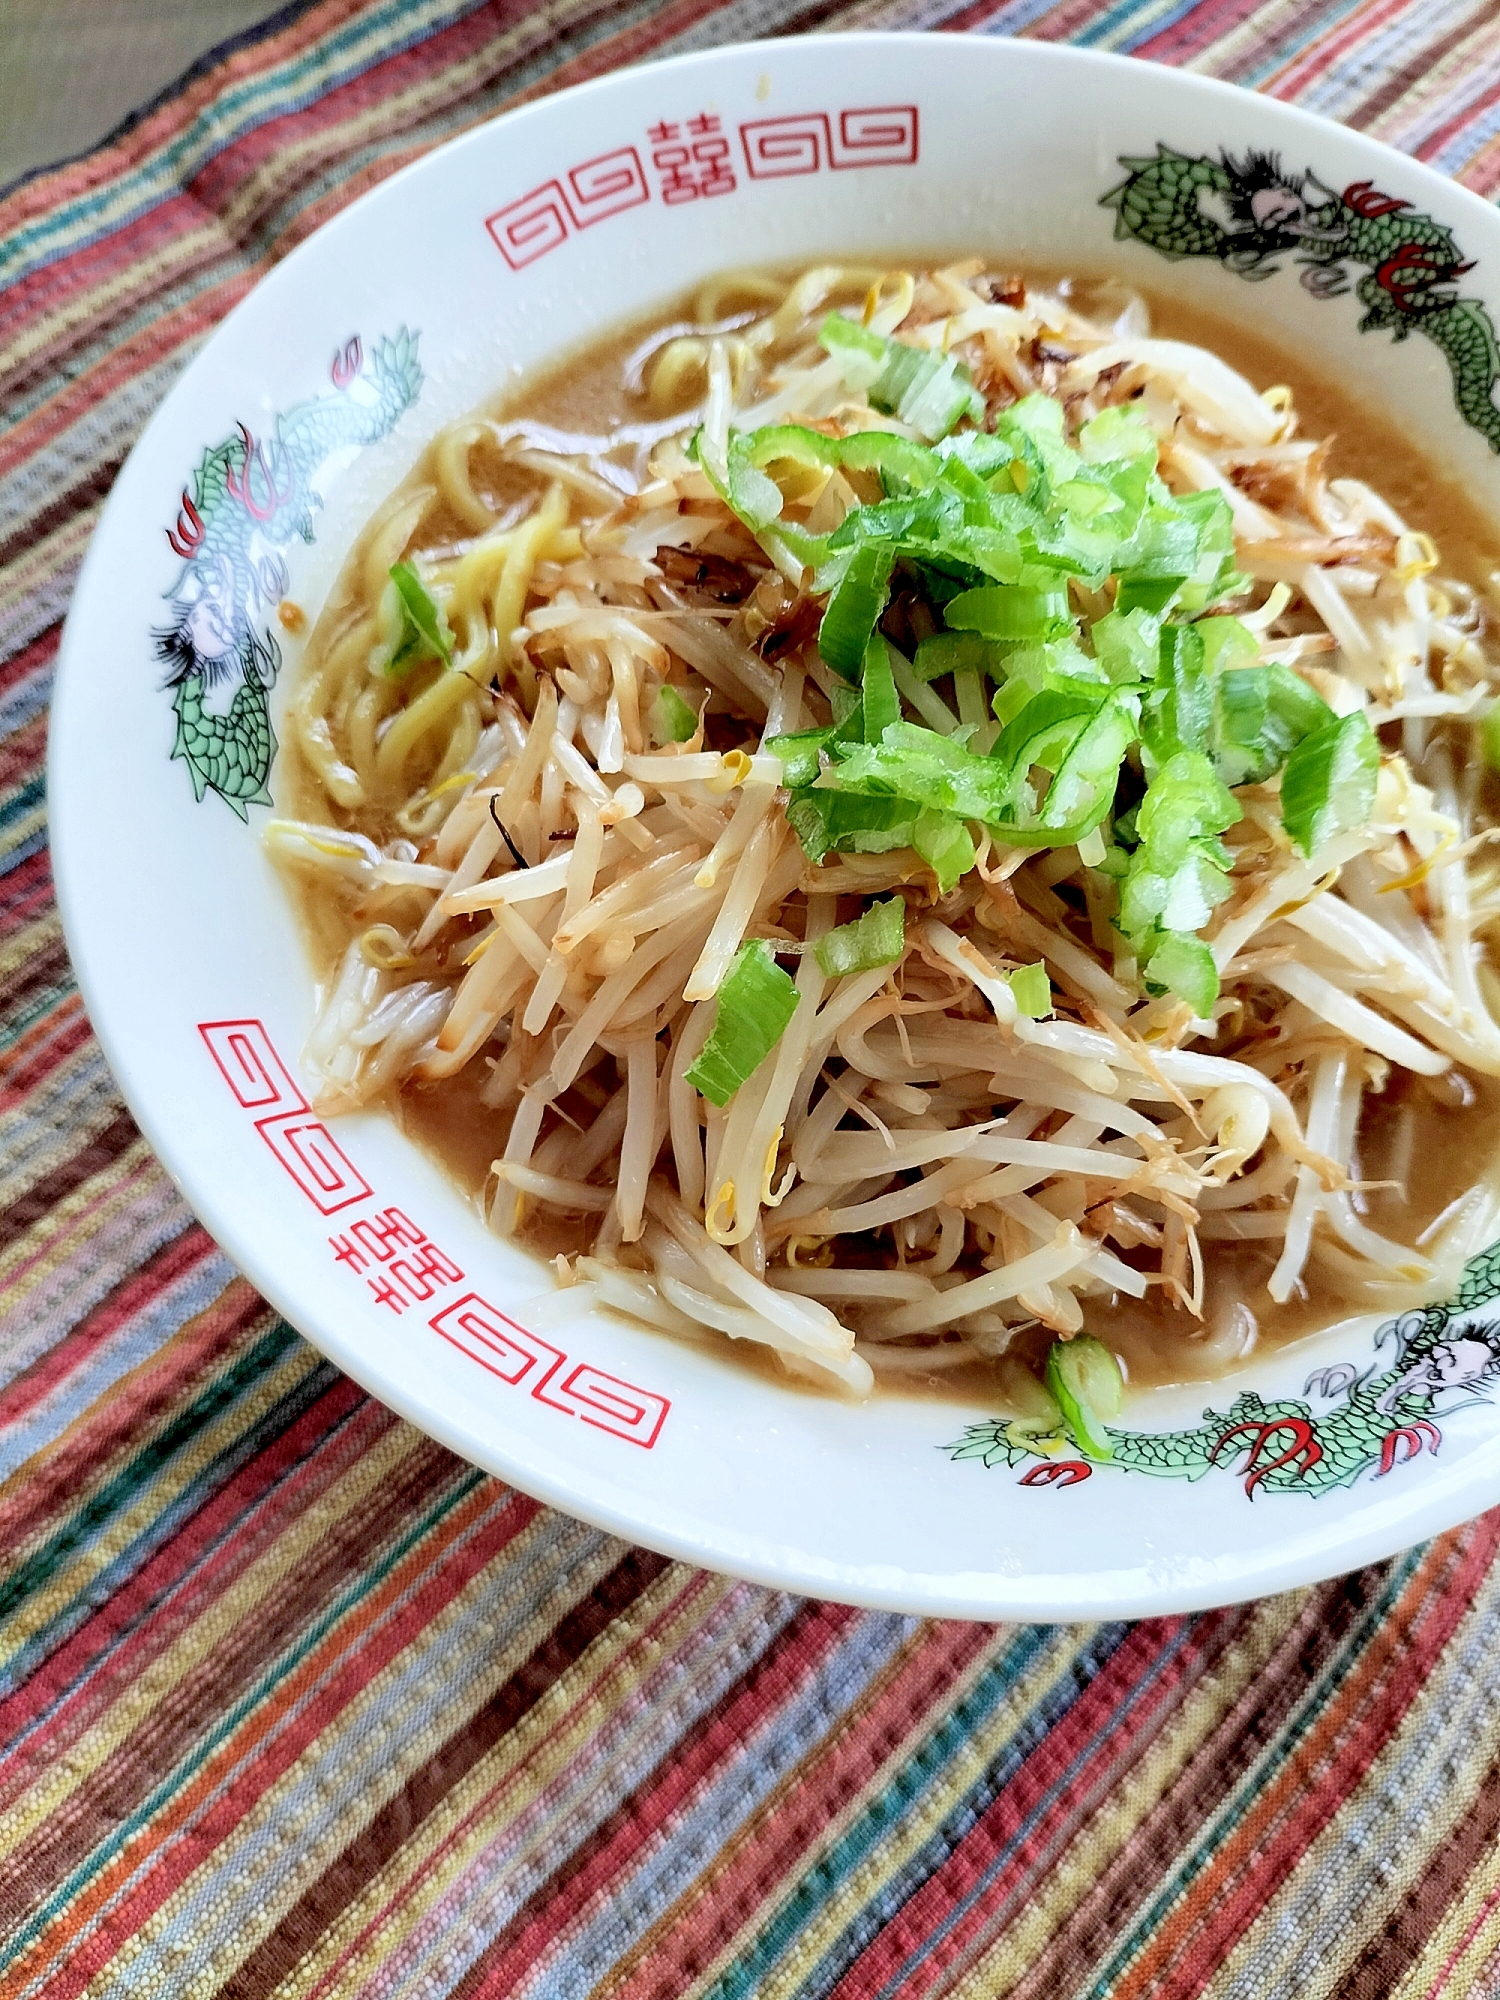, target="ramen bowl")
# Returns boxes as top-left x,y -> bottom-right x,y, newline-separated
50,32 -> 1500,1620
